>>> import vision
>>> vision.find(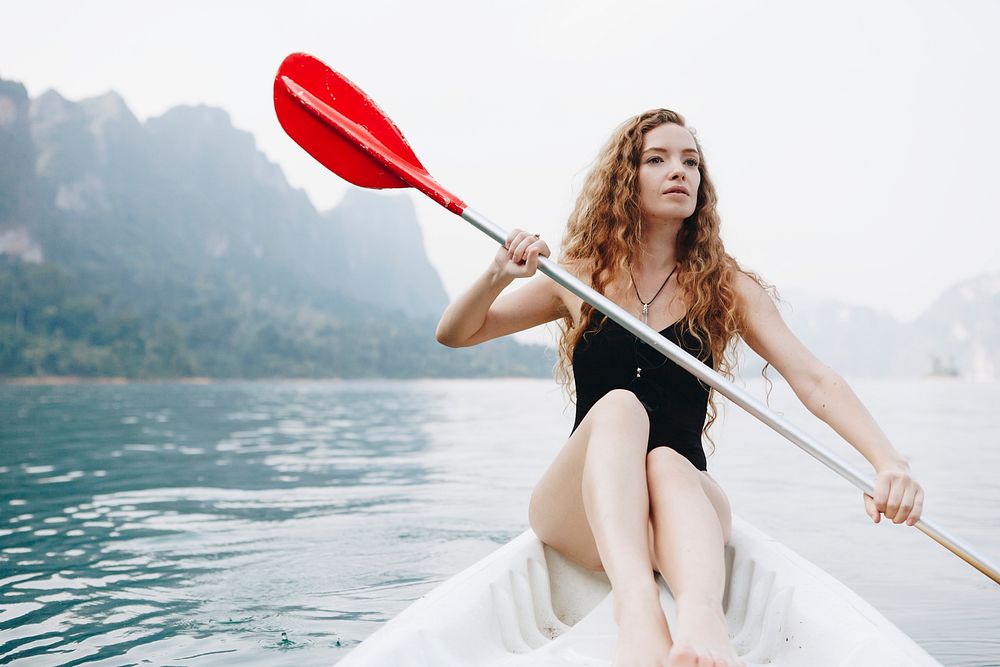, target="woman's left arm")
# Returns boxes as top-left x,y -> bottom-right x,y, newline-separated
734,273 -> 925,527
